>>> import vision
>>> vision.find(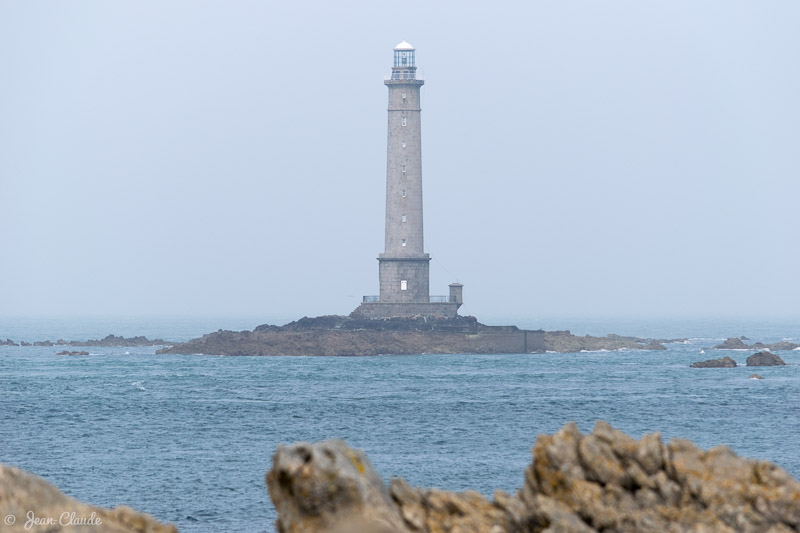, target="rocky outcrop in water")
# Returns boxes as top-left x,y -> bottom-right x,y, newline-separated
1,338 -> 19,346
67,335 -> 168,347
73,335 -> 168,347
690,355 -> 737,368
23,335 -> 169,348
0,464 -> 176,532
746,351 -> 787,367
542,331 -> 674,353
714,337 -> 748,349
157,316 -> 671,356
56,350 -> 90,356
267,422 -> 800,533
714,337 -> 799,351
